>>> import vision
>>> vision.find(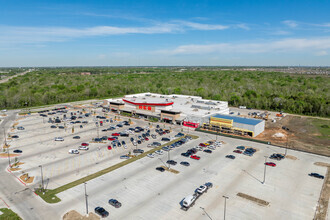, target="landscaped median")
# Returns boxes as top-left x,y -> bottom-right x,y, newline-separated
0,208 -> 22,220
35,134 -> 199,203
